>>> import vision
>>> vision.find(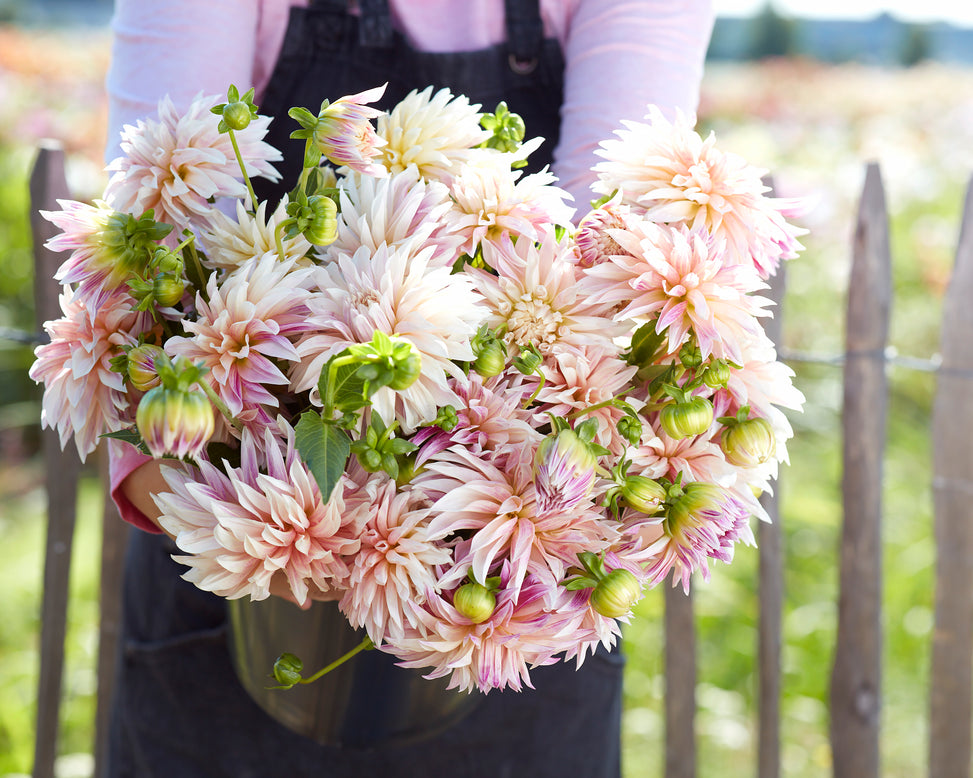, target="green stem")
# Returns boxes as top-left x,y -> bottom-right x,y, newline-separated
183,238 -> 209,303
522,371 -> 546,410
274,221 -> 288,260
198,379 -> 244,433
228,128 -> 258,210
300,637 -> 374,685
